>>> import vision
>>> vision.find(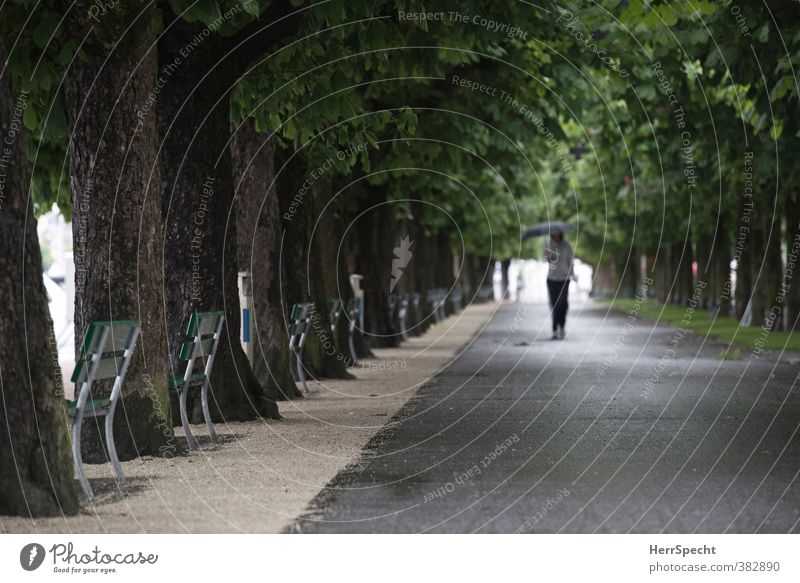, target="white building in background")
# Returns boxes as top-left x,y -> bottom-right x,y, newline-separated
37,206 -> 75,393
